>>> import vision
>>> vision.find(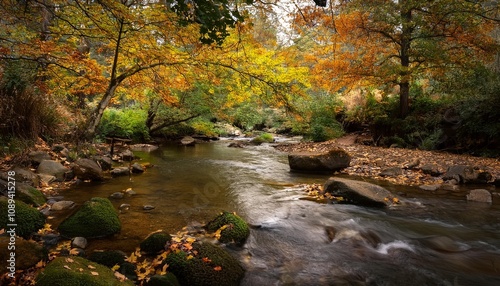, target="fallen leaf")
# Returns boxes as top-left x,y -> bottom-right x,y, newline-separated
65,258 -> 74,263
35,260 -> 45,268
186,255 -> 194,260
202,257 -> 212,263
114,271 -> 126,281
87,265 -> 96,269
0,229 -> 5,235
63,265 -> 71,270
111,264 -> 120,271
214,266 -> 222,271
91,271 -> 99,276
